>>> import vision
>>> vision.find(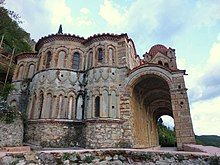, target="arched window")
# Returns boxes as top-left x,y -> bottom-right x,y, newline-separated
87,51 -> 93,69
158,61 -> 163,65
109,48 -> 114,65
57,51 -> 66,68
51,95 -> 57,118
164,62 -> 169,68
72,52 -> 80,70
98,48 -> 104,63
37,54 -> 41,71
27,64 -> 35,78
68,95 -> 75,119
103,90 -> 108,117
95,96 -> 100,117
57,94 -> 63,118
46,51 -> 52,68
76,95 -> 83,120
38,91 -> 44,119
45,93 -> 52,118
17,64 -> 24,80
30,93 -> 36,119
42,54 -> 46,68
